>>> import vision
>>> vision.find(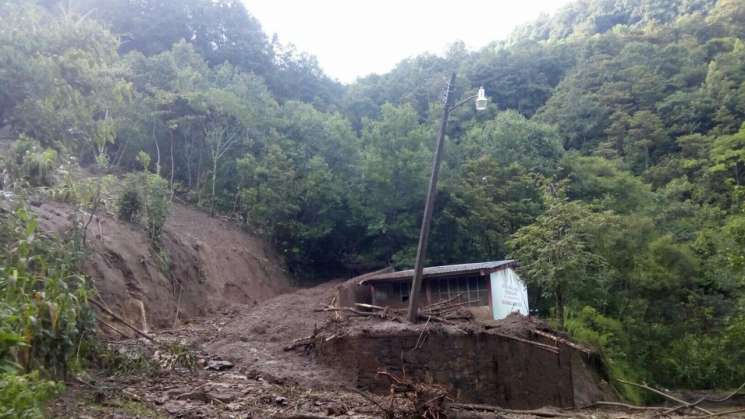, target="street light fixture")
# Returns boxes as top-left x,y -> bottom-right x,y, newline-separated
406,73 -> 488,323
475,86 -> 488,111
